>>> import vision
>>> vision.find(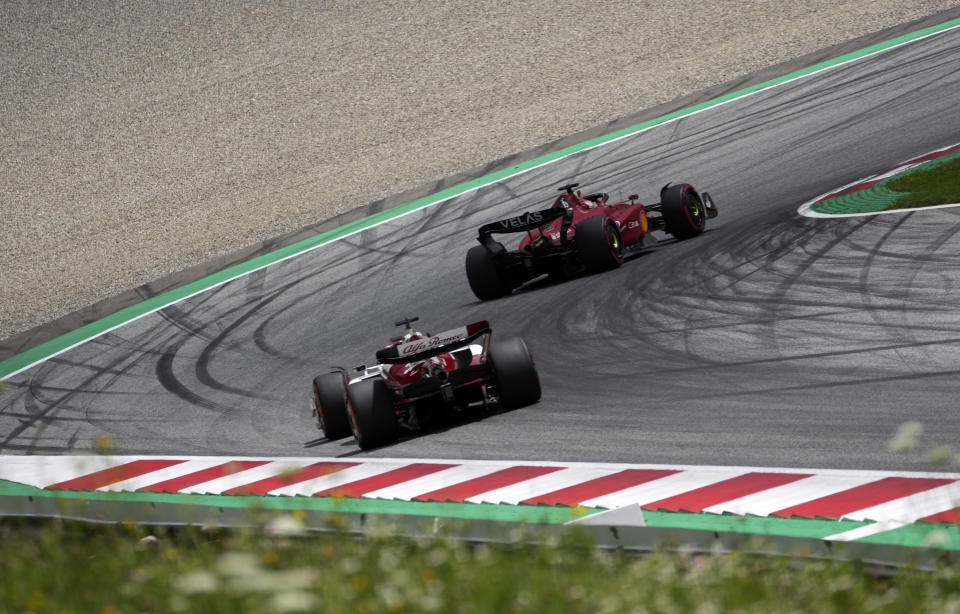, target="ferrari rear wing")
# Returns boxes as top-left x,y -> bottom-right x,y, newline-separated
375,321 -> 491,364
477,207 -> 572,252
